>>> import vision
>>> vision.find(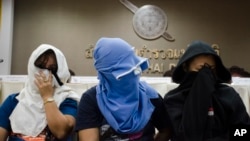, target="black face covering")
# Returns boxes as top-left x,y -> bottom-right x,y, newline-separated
165,63 -> 247,140
182,65 -> 217,140
171,40 -> 231,84
179,64 -> 217,88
